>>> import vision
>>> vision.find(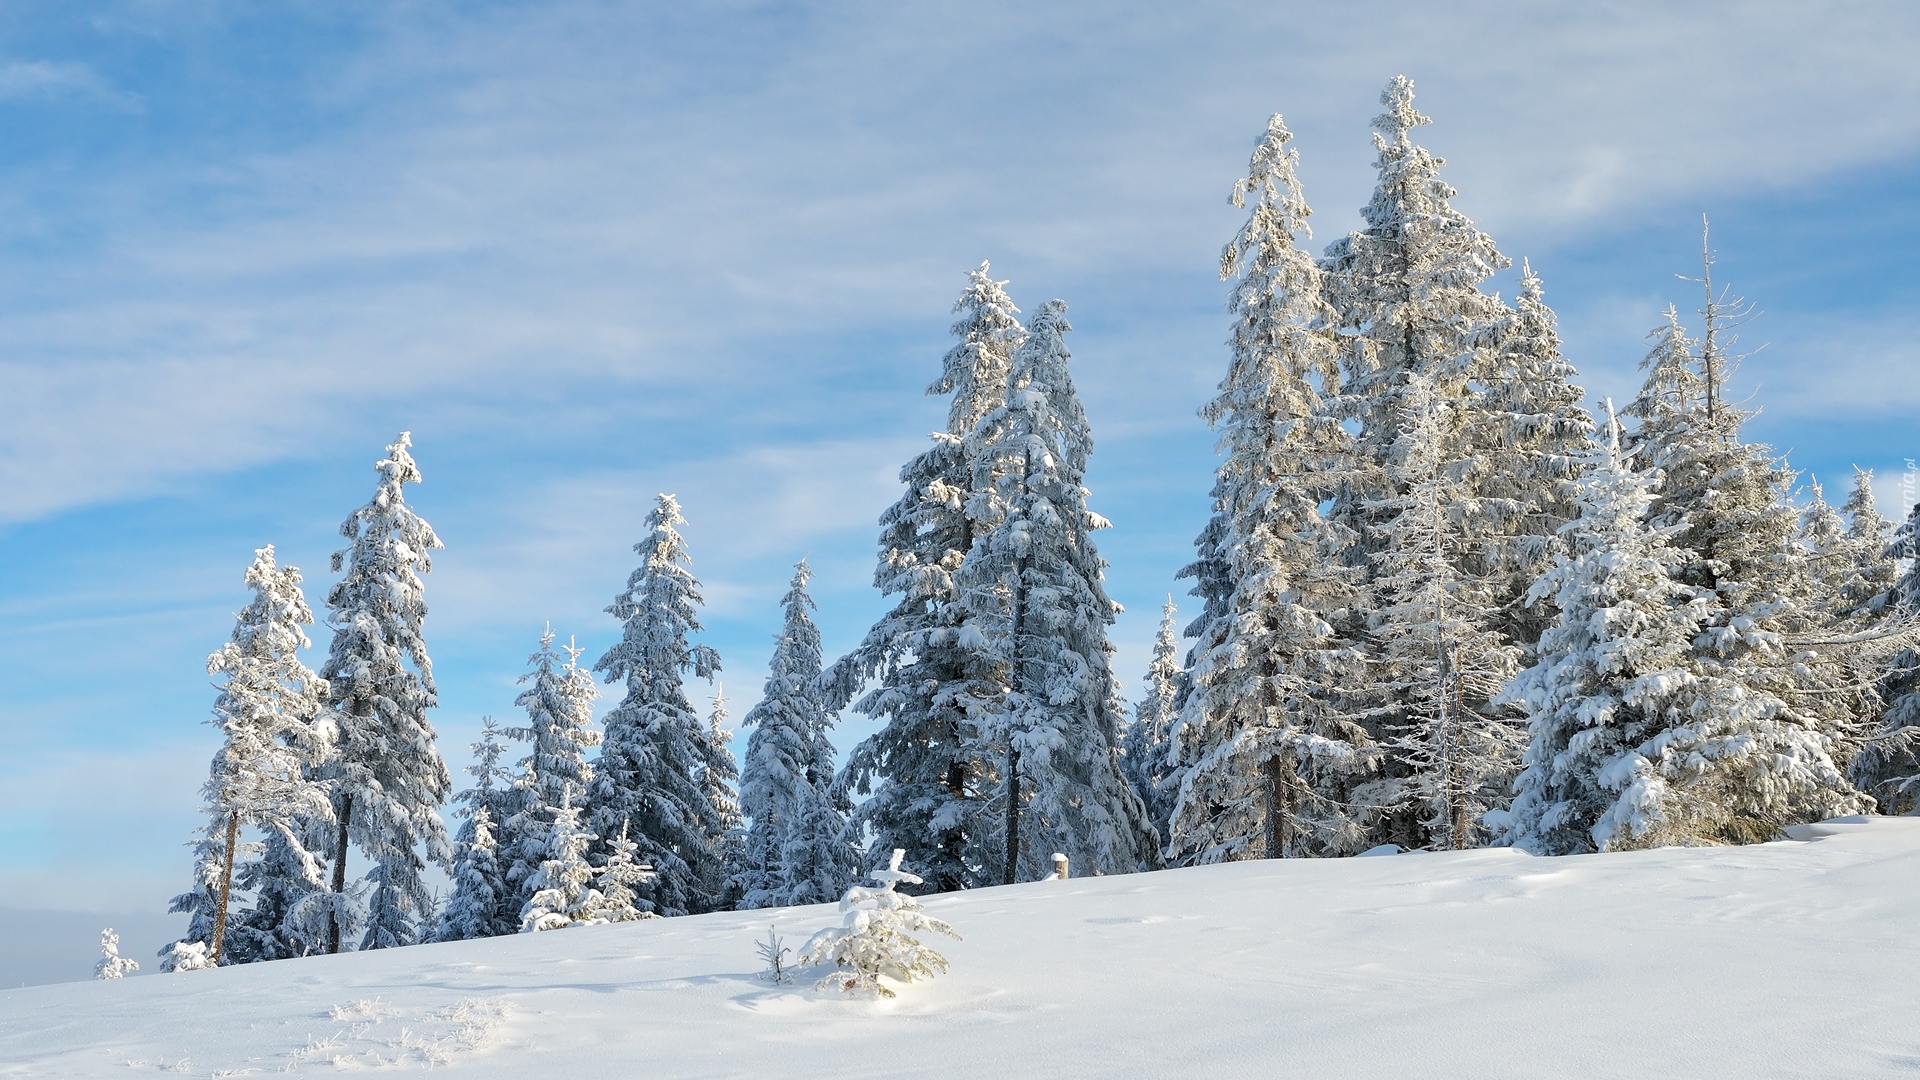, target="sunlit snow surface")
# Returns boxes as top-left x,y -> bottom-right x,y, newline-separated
5,817 -> 1918,1078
